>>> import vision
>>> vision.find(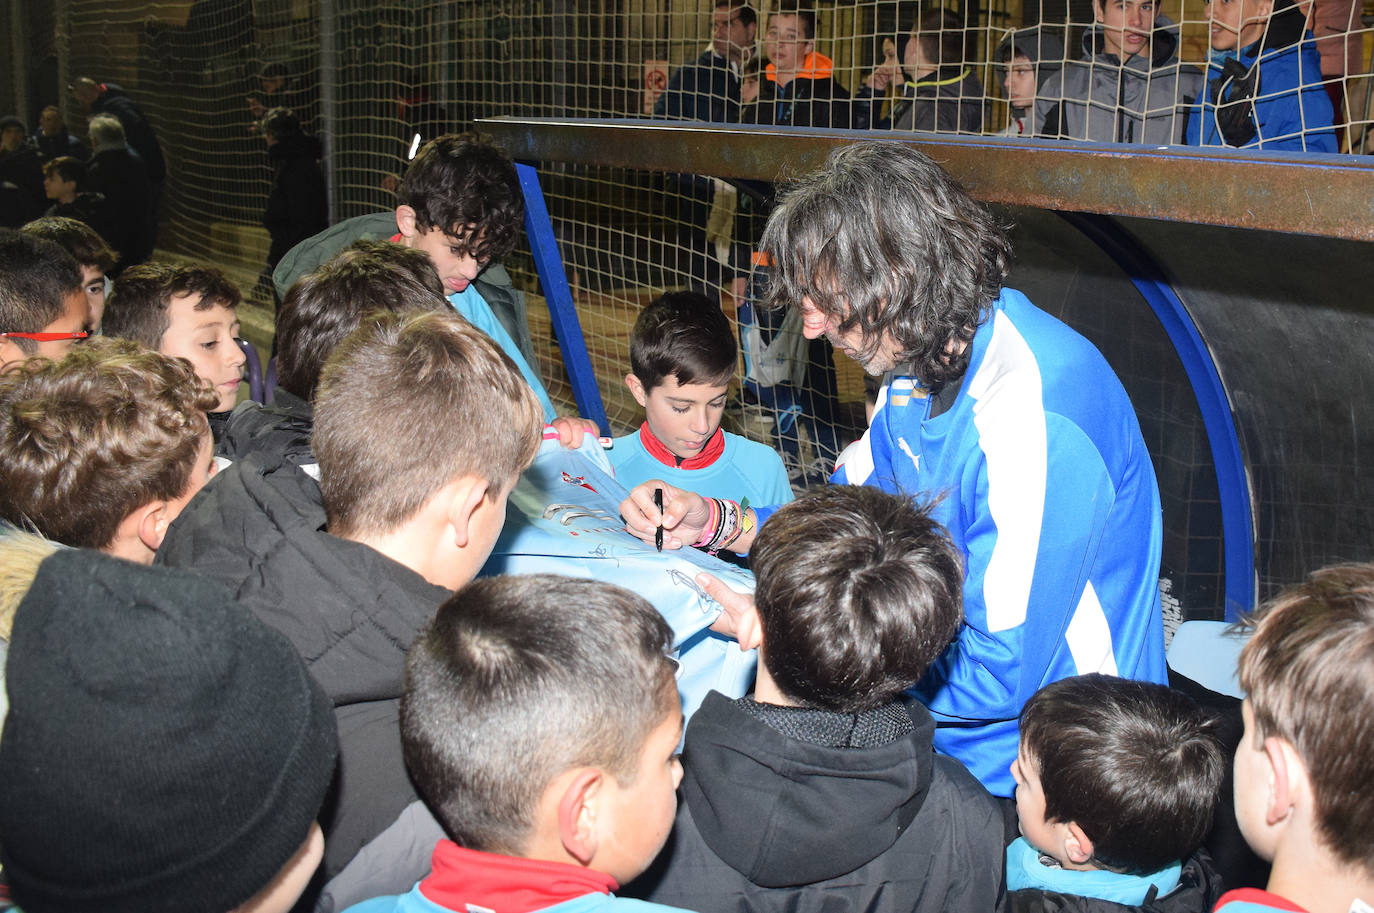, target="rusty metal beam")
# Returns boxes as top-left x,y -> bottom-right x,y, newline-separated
479,117 -> 1374,242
